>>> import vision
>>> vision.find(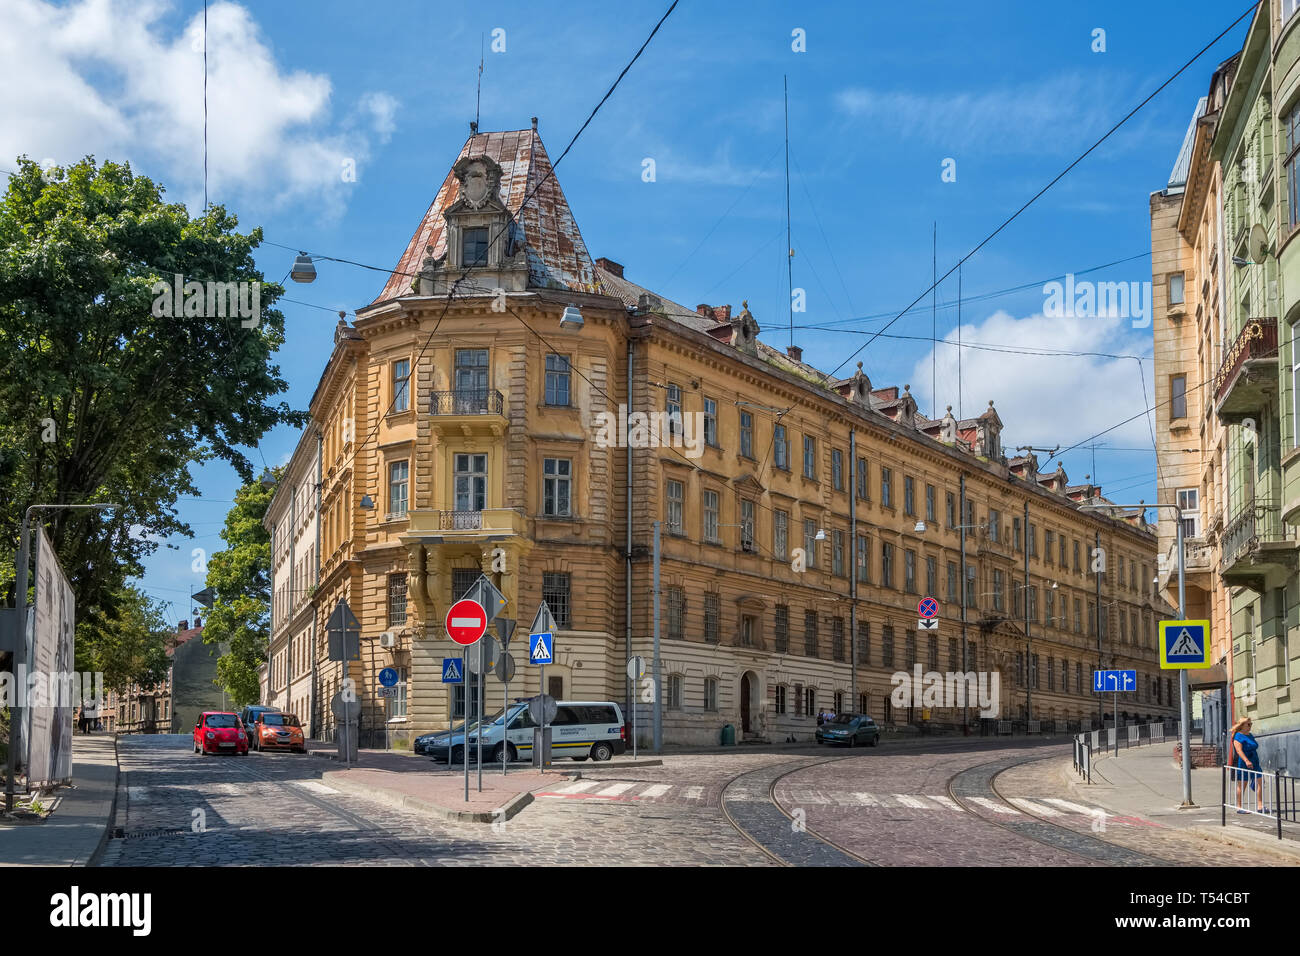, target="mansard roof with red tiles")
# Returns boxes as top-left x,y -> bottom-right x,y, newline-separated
373,124 -> 601,304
